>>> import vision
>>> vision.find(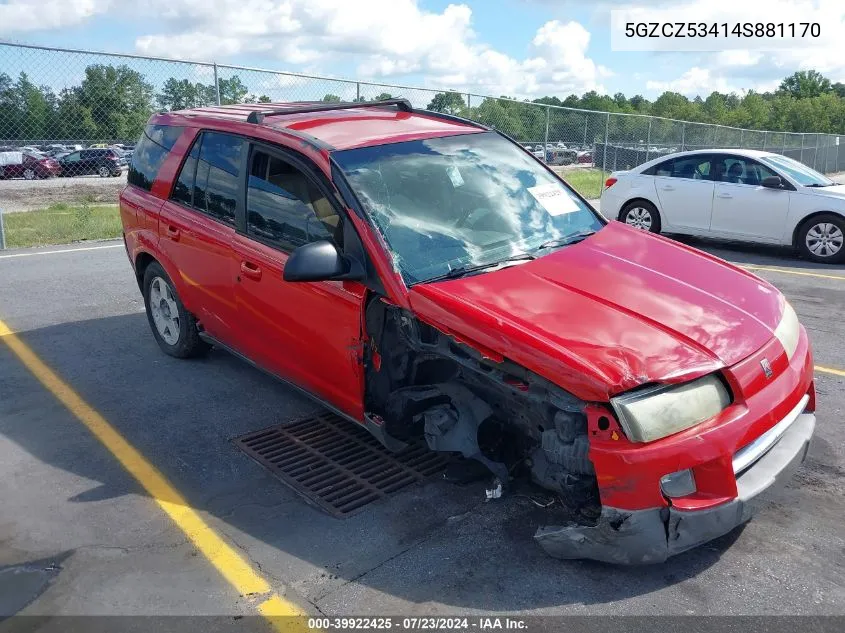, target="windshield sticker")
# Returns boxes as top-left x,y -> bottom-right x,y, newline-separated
527,183 -> 581,216
446,165 -> 465,188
